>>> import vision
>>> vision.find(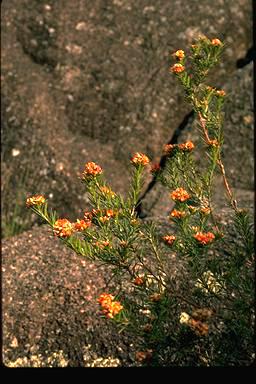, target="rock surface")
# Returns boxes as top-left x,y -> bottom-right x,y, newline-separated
1,0 -> 253,232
